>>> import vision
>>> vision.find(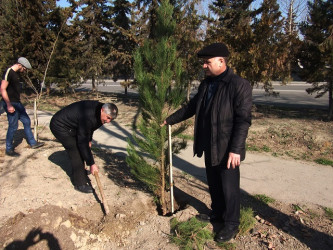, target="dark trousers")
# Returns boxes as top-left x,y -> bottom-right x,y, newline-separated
50,126 -> 88,186
205,152 -> 240,226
